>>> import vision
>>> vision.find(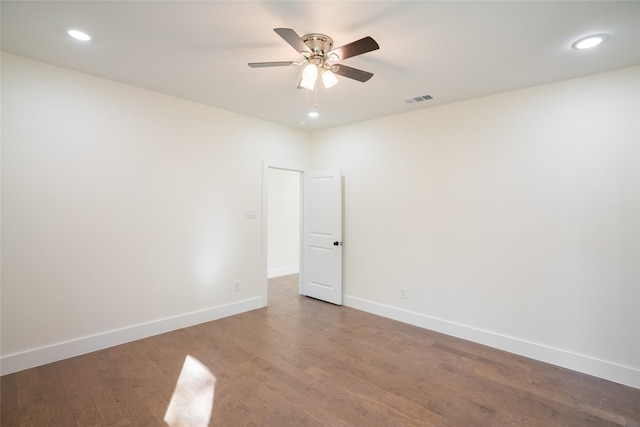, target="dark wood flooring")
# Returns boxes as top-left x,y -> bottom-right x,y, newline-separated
1,274 -> 639,426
